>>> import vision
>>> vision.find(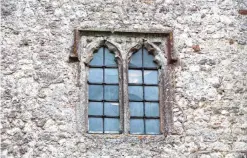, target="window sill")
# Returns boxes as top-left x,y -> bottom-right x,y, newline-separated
83,133 -> 166,142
